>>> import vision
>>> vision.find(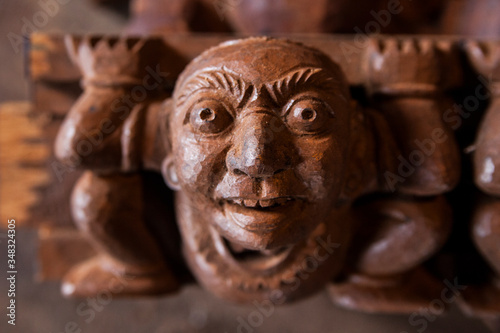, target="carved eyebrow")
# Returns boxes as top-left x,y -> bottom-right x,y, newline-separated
176,68 -> 250,107
263,67 -> 345,105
